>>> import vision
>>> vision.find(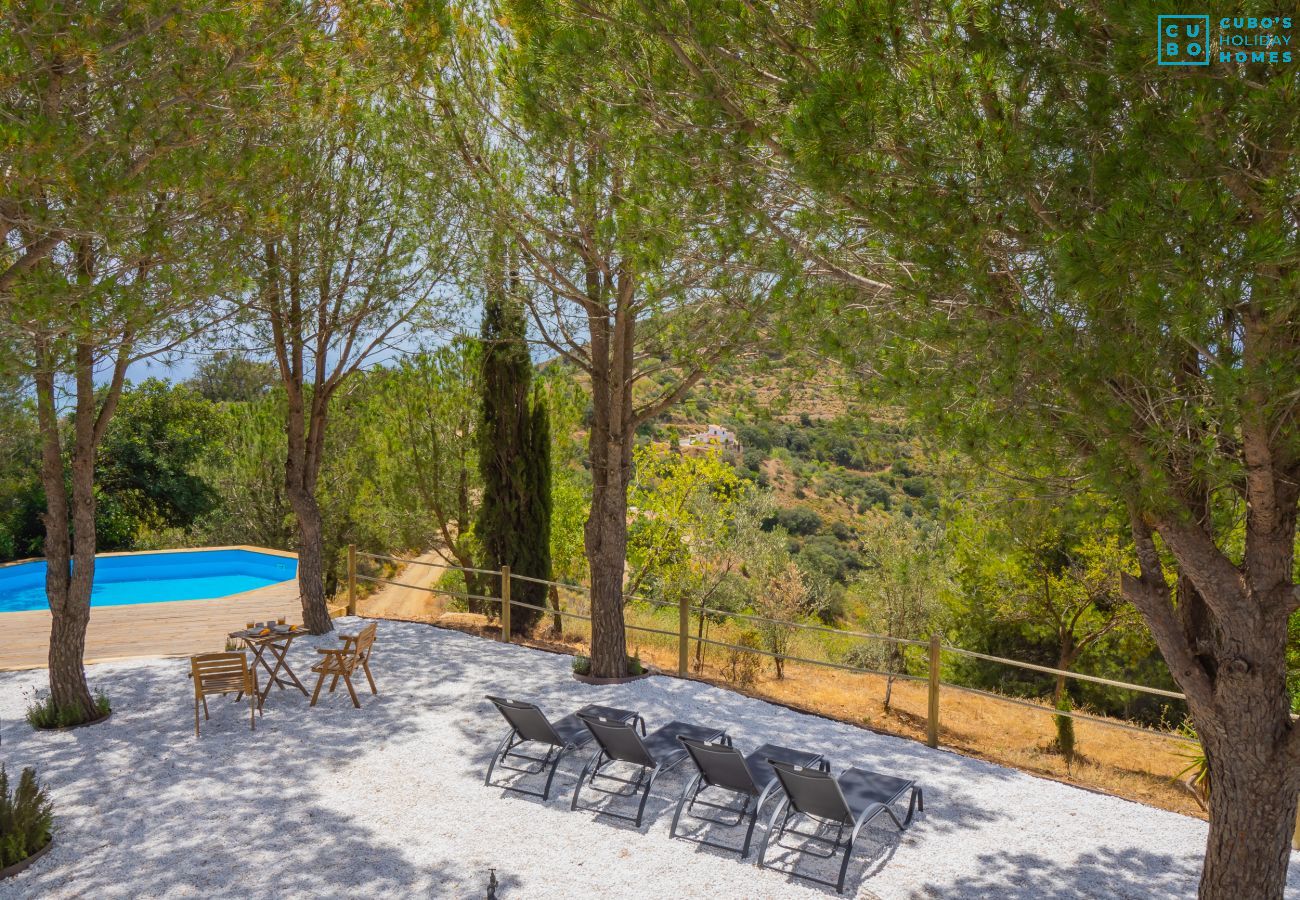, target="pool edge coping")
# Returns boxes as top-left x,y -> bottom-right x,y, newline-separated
0,545 -> 299,570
